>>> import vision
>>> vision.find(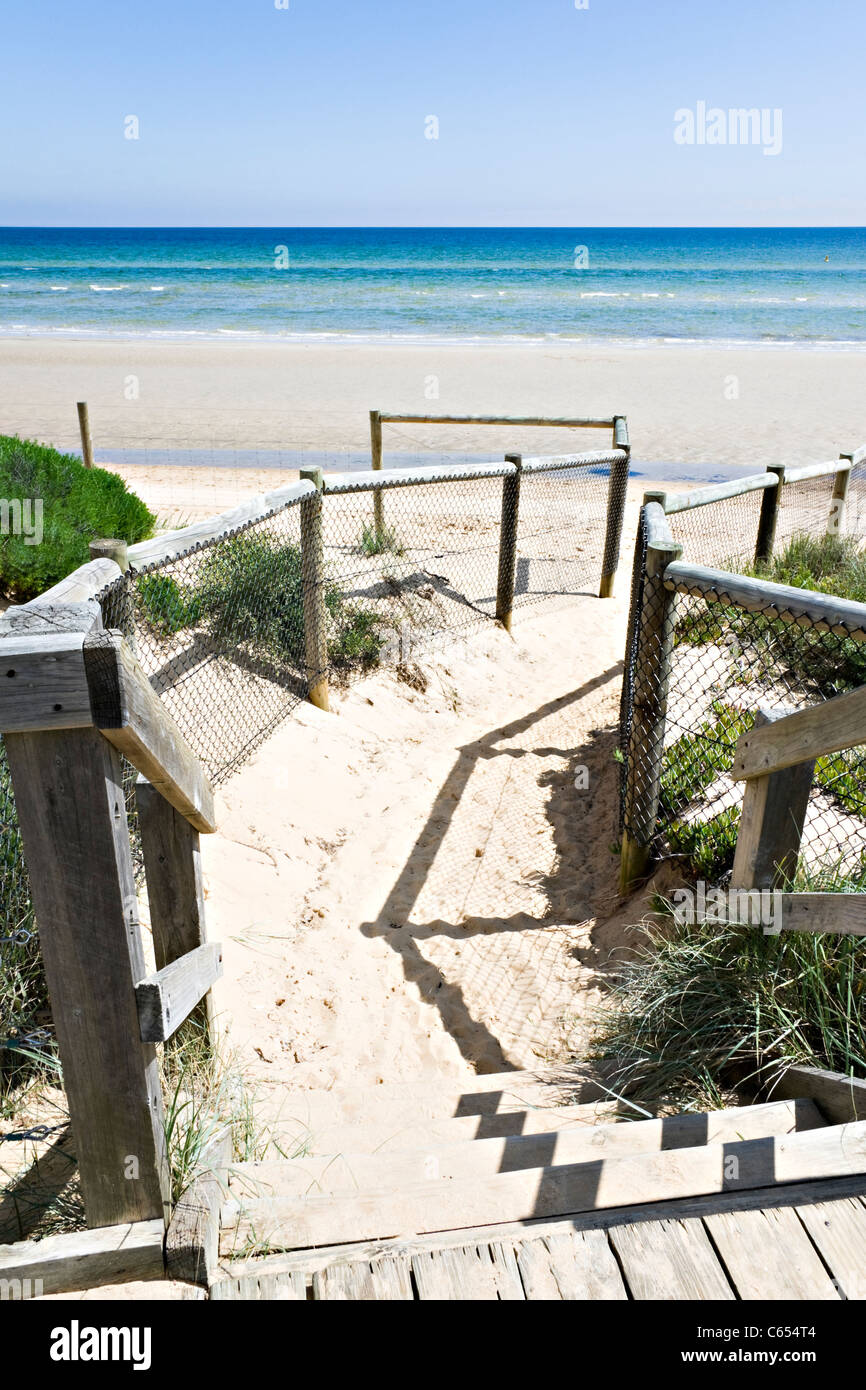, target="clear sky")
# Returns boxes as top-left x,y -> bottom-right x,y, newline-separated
1,0 -> 863,226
